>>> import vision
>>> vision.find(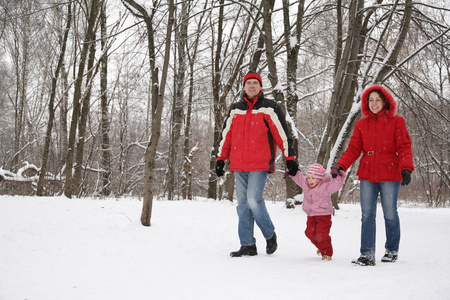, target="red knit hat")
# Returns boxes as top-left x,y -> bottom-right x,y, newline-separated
243,71 -> 262,87
307,163 -> 326,182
